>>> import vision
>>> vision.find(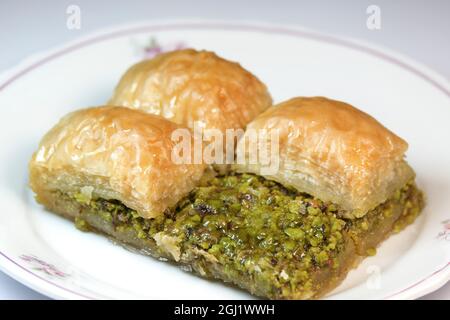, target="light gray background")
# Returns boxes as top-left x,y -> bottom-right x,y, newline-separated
0,0 -> 448,299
